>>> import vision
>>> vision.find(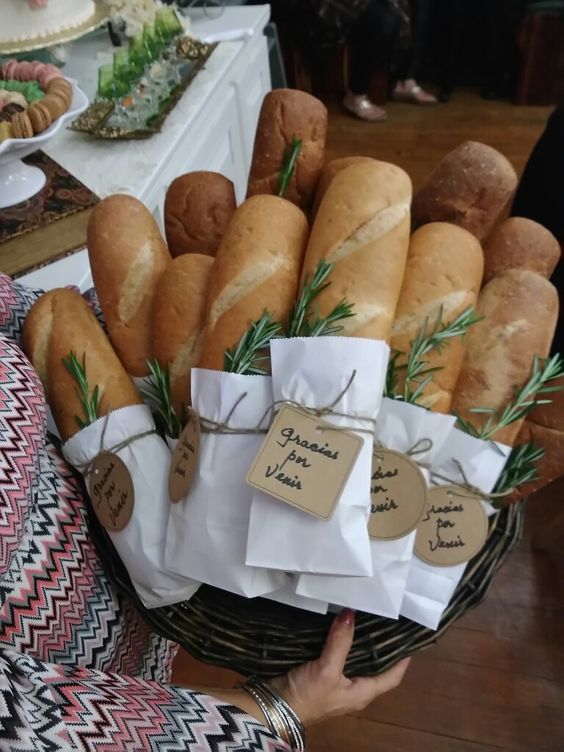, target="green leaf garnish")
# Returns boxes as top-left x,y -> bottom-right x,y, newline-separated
456,354 -> 564,440
278,136 -> 302,198
287,259 -> 355,338
224,312 -> 284,375
62,351 -> 101,429
493,442 -> 545,495
385,306 -> 481,405
141,359 -> 184,439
